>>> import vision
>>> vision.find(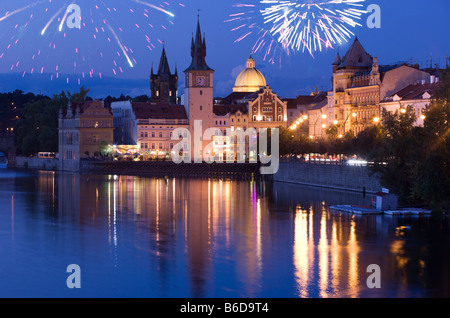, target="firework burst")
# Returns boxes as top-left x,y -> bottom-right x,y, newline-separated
227,0 -> 367,61
0,0 -> 184,85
